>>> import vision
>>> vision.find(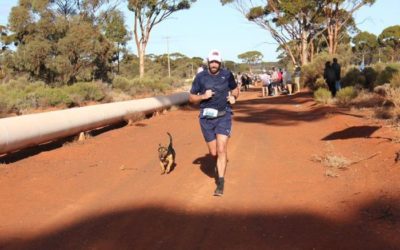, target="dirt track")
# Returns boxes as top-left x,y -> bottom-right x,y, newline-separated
1,89 -> 399,249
